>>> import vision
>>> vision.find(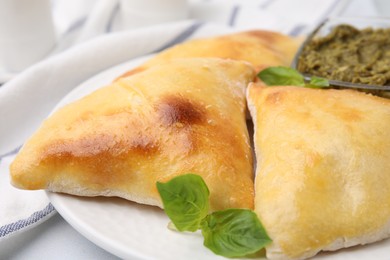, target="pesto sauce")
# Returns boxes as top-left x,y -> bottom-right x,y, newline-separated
297,24 -> 390,86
